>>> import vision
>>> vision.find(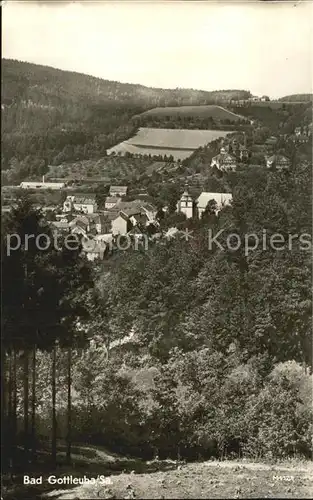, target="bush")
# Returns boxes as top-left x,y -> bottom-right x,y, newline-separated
243,361 -> 312,458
